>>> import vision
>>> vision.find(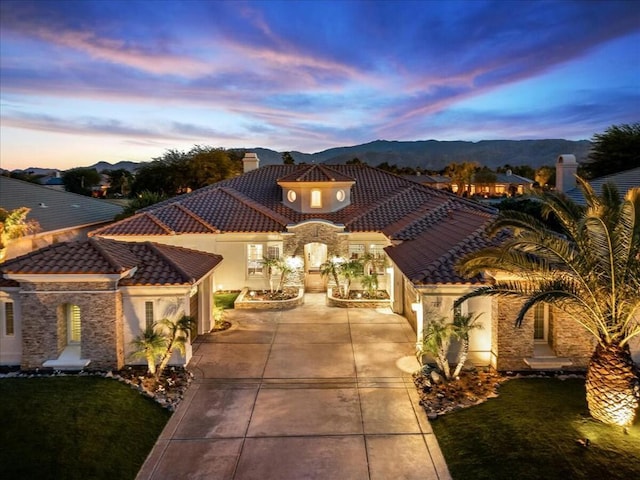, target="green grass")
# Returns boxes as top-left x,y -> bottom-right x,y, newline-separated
214,291 -> 240,309
432,378 -> 640,480
0,376 -> 171,480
